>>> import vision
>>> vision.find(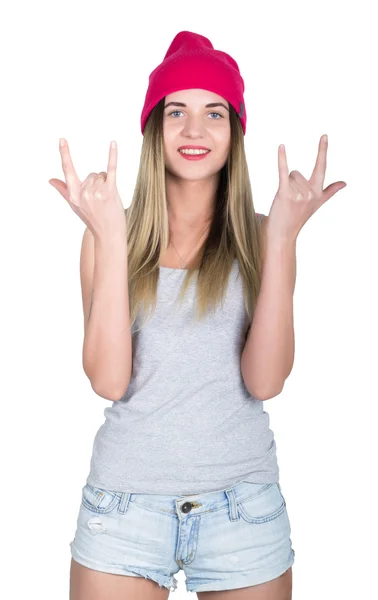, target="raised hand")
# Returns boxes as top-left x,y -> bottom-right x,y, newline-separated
267,134 -> 347,242
49,139 -> 126,240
